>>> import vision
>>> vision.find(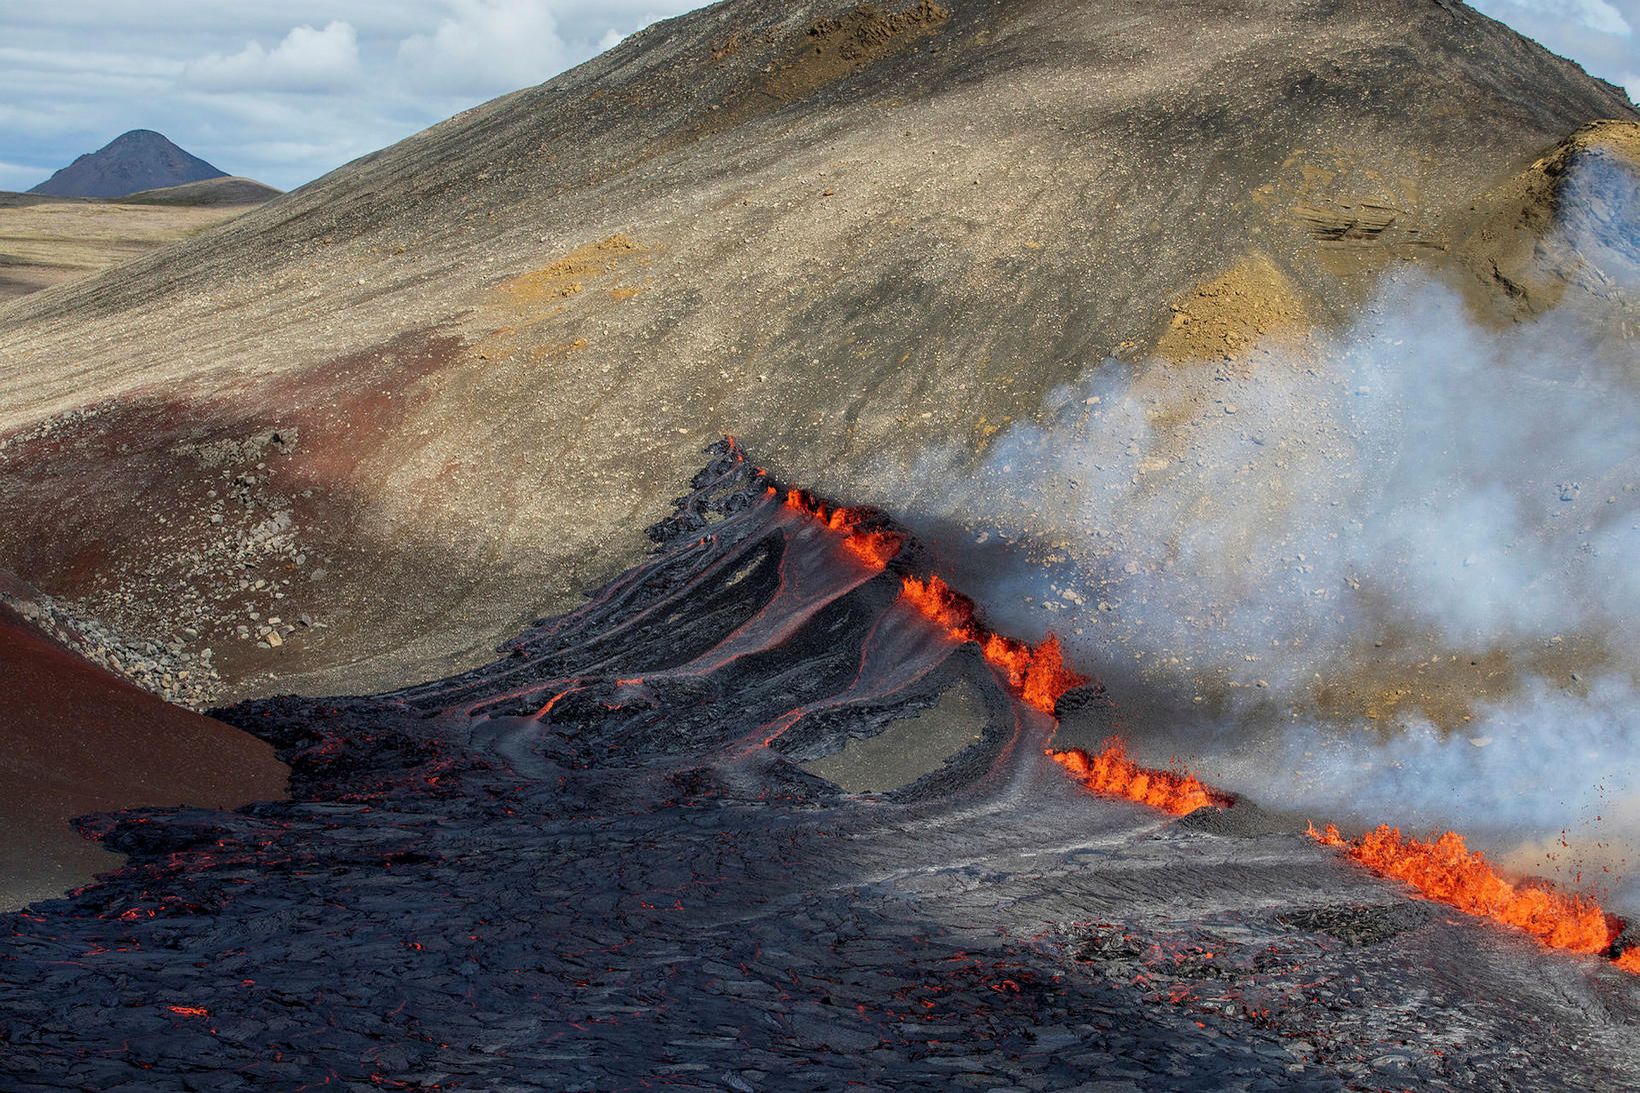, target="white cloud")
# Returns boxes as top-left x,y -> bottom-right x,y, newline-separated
0,46 -> 184,80
397,1 -> 575,97
1541,0 -> 1633,35
1566,0 -> 1632,35
186,21 -> 362,93
1483,0 -> 1633,35
0,160 -> 51,188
